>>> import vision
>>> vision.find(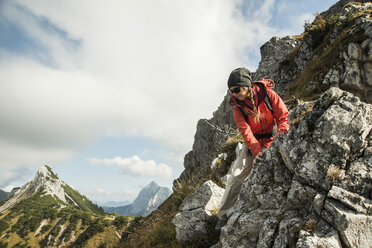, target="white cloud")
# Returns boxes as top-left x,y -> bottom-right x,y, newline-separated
88,156 -> 173,179
0,0 -> 256,170
0,167 -> 32,188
